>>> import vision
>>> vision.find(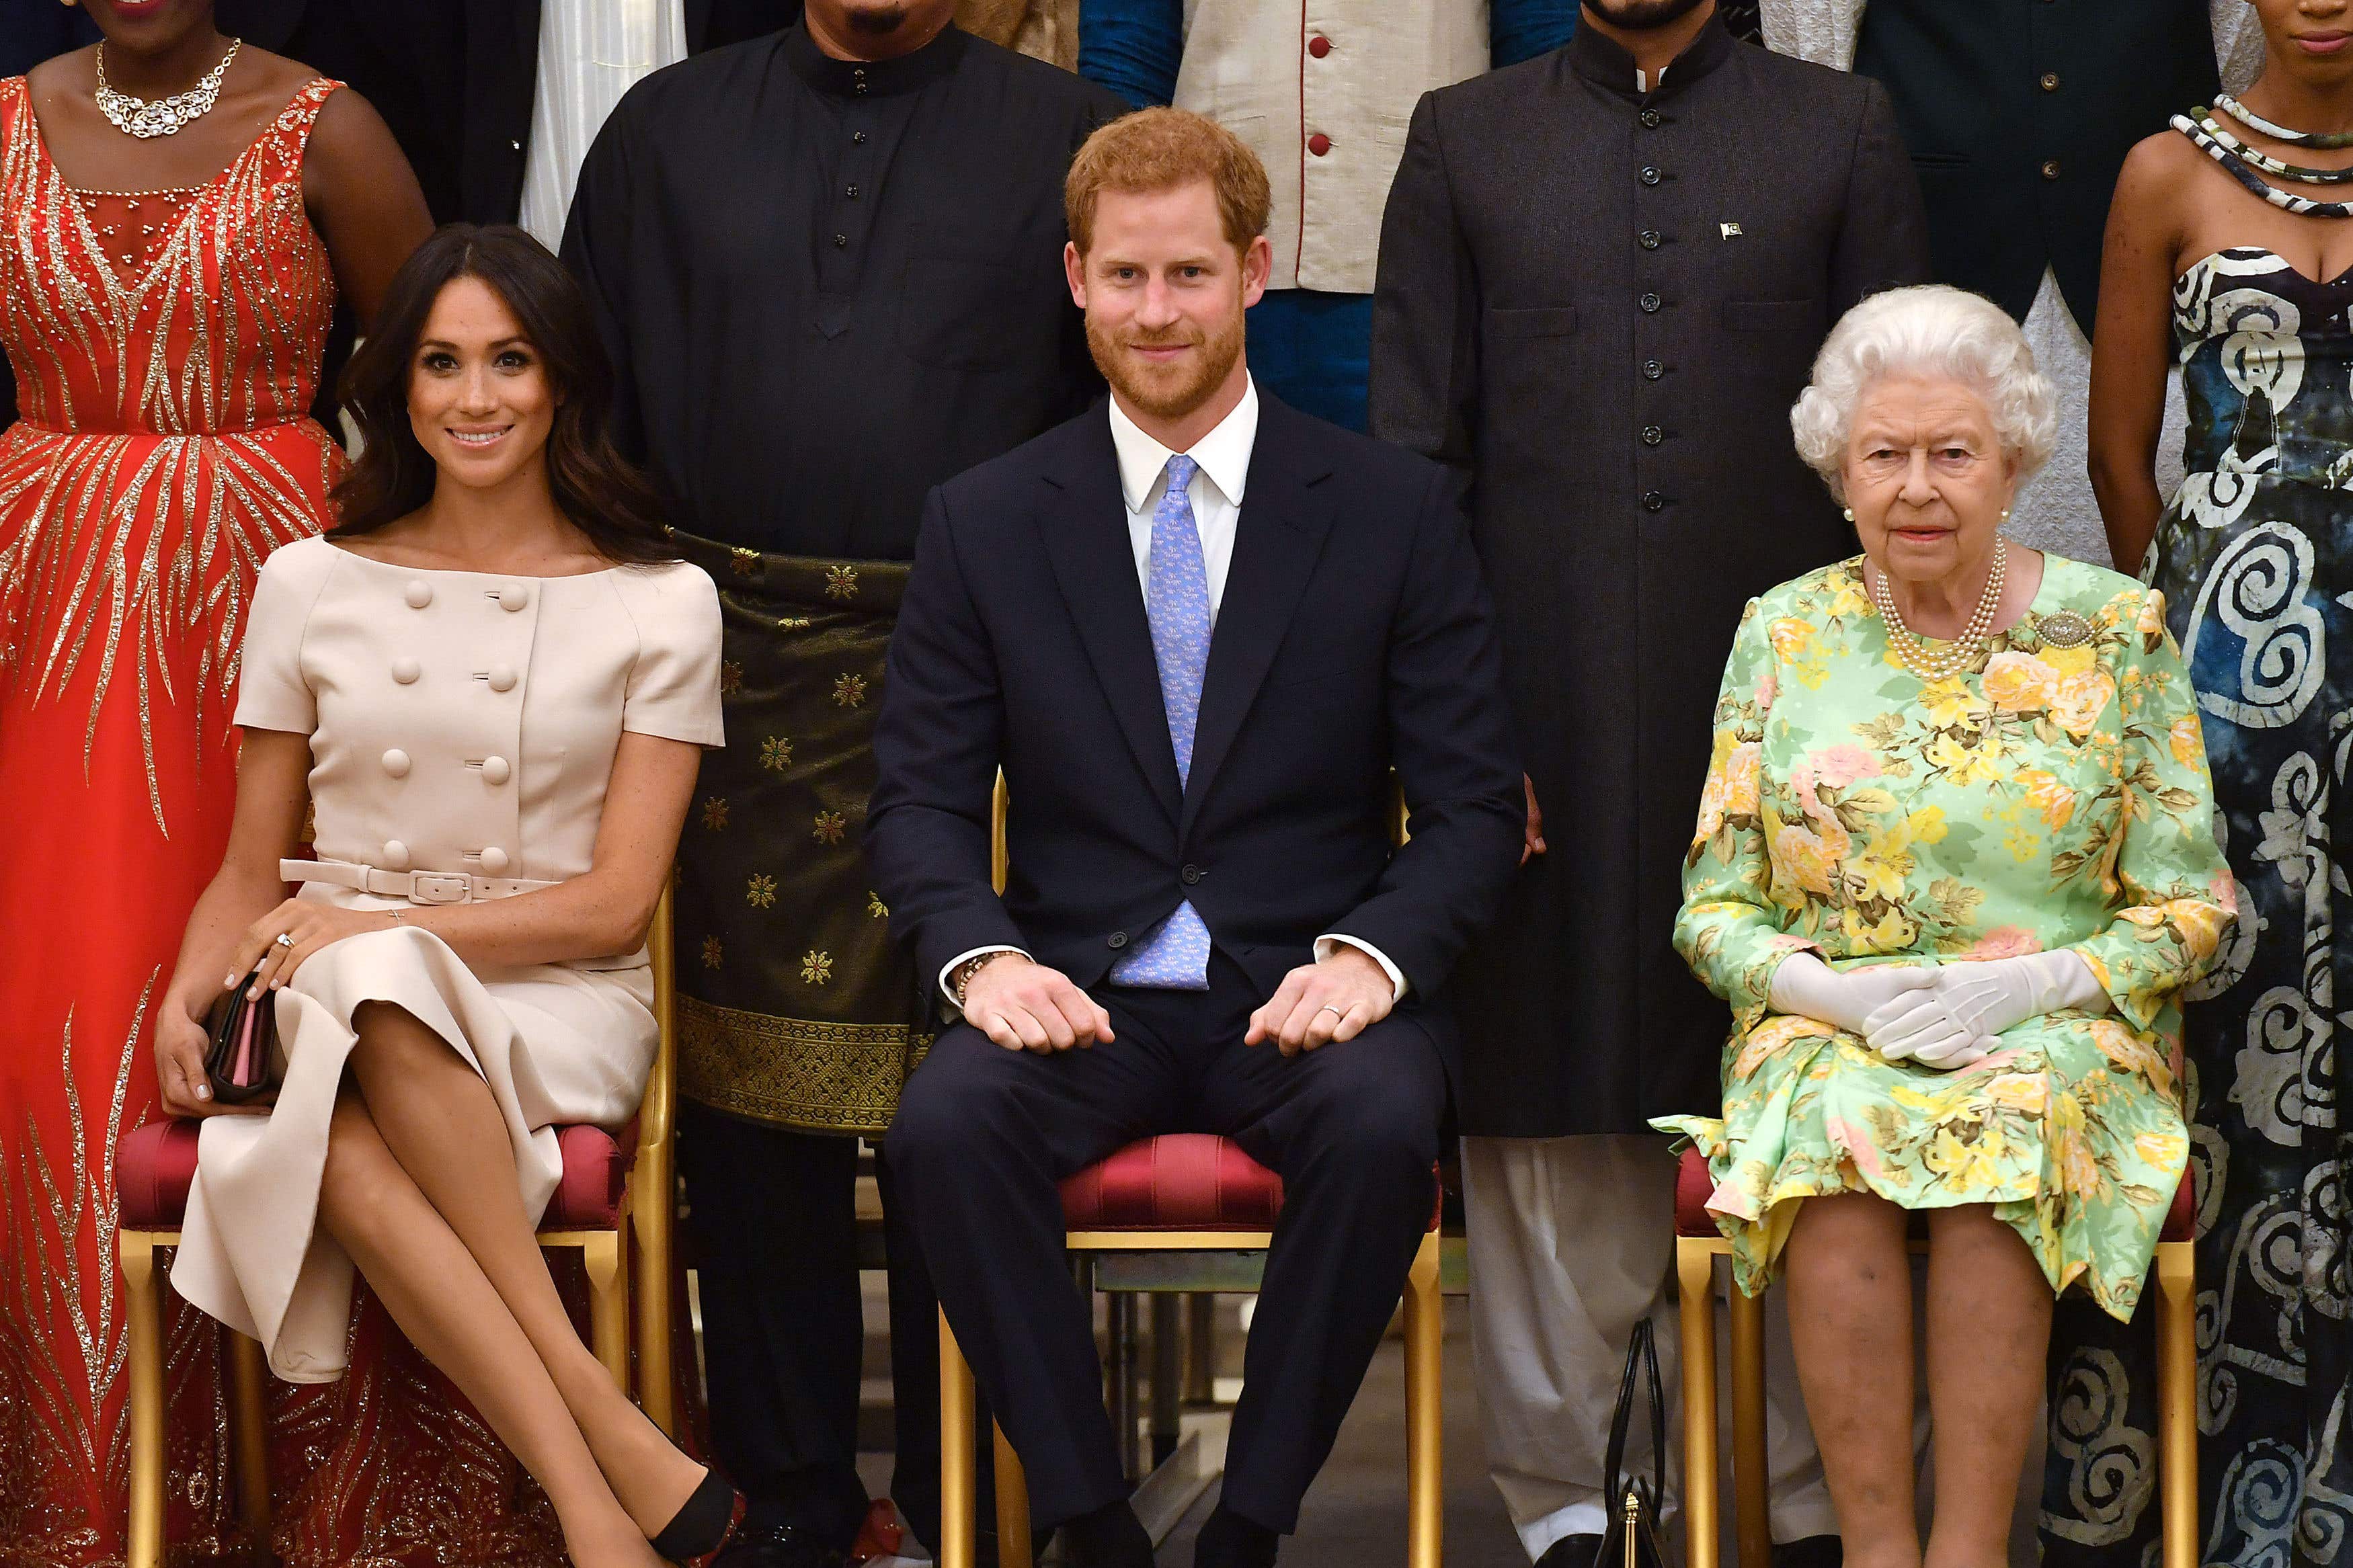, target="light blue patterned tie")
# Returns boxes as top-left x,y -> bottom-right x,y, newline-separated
1110,454 -> 1213,990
